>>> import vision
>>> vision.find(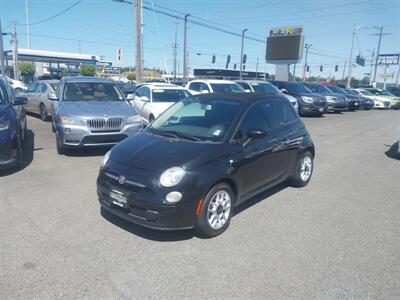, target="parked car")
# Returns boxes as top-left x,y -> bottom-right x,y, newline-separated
364,88 -> 400,109
24,80 -> 59,121
322,85 -> 360,111
343,88 -> 374,110
0,76 -> 28,169
352,89 -> 391,109
6,77 -> 27,94
97,93 -> 315,237
302,82 -> 348,112
50,77 -> 143,155
115,81 -> 137,97
186,79 -> 245,95
130,83 -> 191,125
386,86 -> 400,97
270,81 -> 327,116
235,80 -> 299,112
